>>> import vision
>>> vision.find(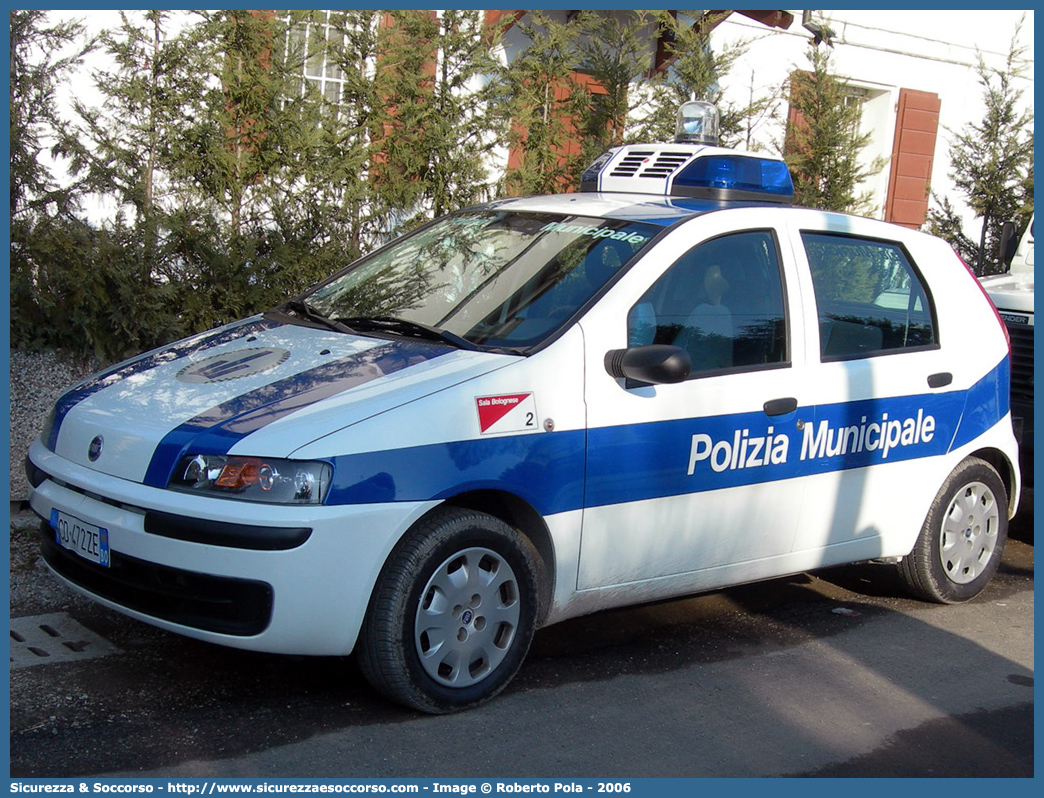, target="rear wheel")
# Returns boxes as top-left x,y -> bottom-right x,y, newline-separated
358,507 -> 538,713
898,457 -> 1008,603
